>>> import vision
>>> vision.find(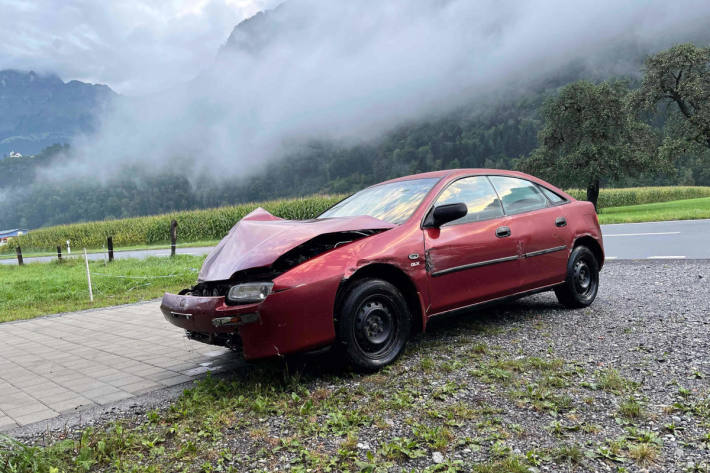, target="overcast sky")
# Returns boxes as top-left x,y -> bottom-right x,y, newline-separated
0,0 -> 281,95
